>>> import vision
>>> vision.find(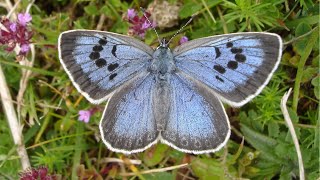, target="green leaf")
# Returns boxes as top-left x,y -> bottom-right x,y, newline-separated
109,0 -> 122,7
179,2 -> 202,19
84,5 -> 99,16
143,172 -> 174,180
285,15 -> 320,29
311,76 -> 320,99
191,157 -> 224,179
301,67 -> 318,83
179,0 -> 222,19
100,5 -> 112,16
240,124 -> 281,163
311,76 -> 320,87
268,121 -> 280,138
143,144 -> 170,167
294,22 -> 311,55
